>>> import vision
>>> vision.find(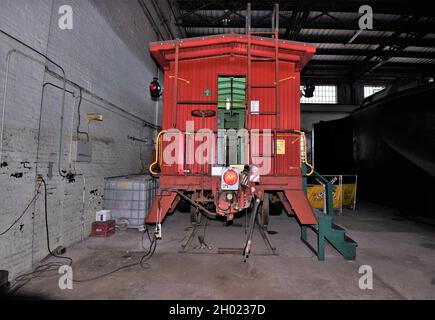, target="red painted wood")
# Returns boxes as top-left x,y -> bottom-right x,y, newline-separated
147,33 -> 318,225
151,35 -> 315,177
284,190 -> 318,225
146,192 -> 177,223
